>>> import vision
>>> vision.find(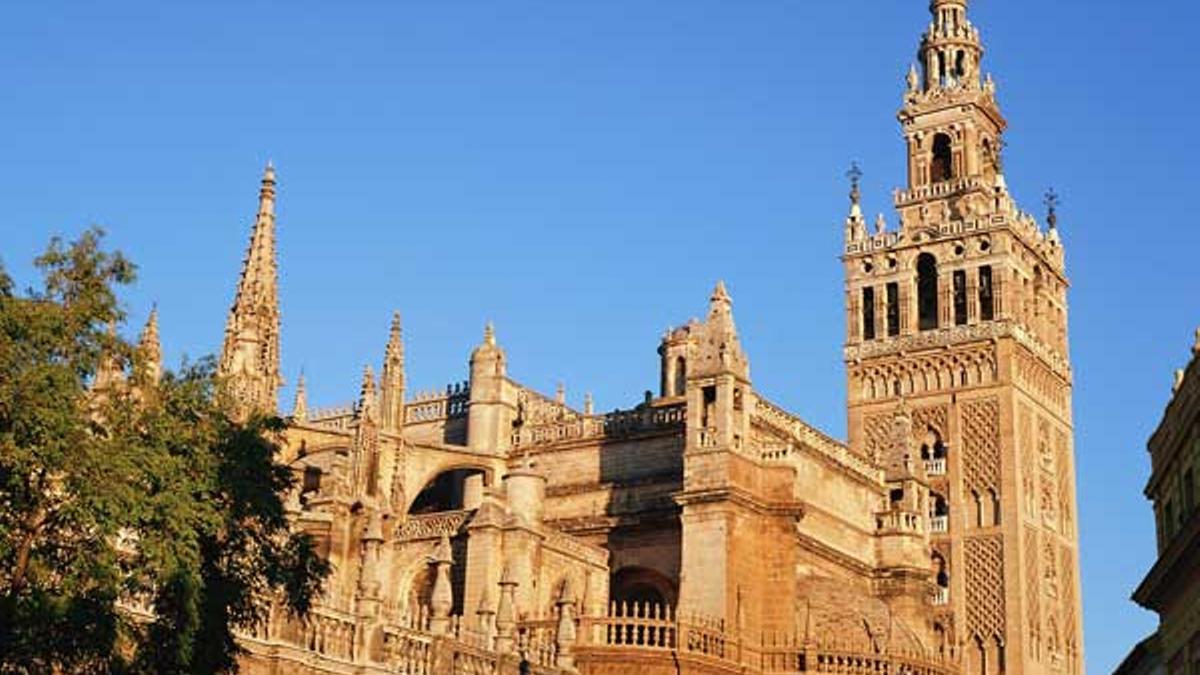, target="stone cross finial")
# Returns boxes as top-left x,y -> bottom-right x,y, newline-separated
847,162 -> 863,206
